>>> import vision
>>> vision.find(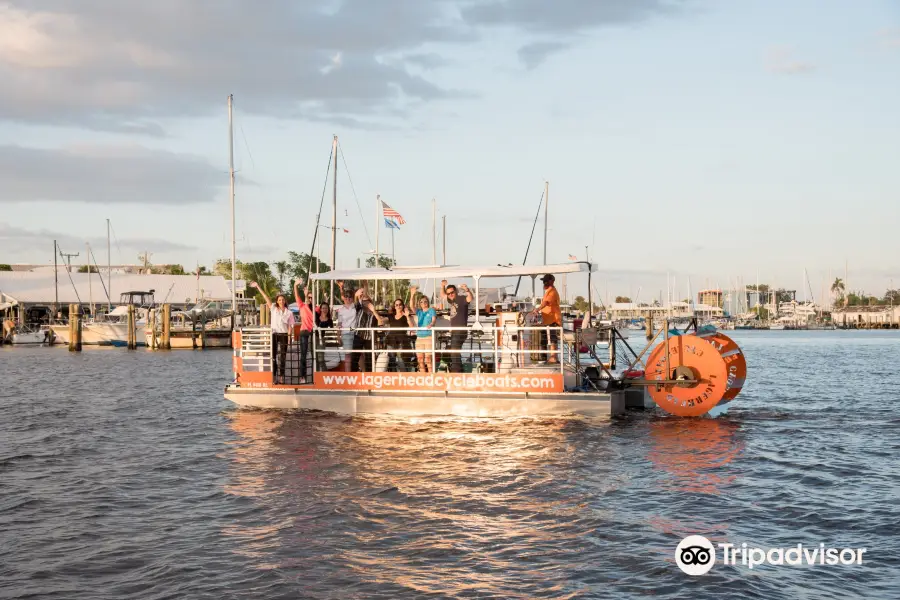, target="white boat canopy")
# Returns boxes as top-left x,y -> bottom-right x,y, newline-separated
308,262 -> 596,281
